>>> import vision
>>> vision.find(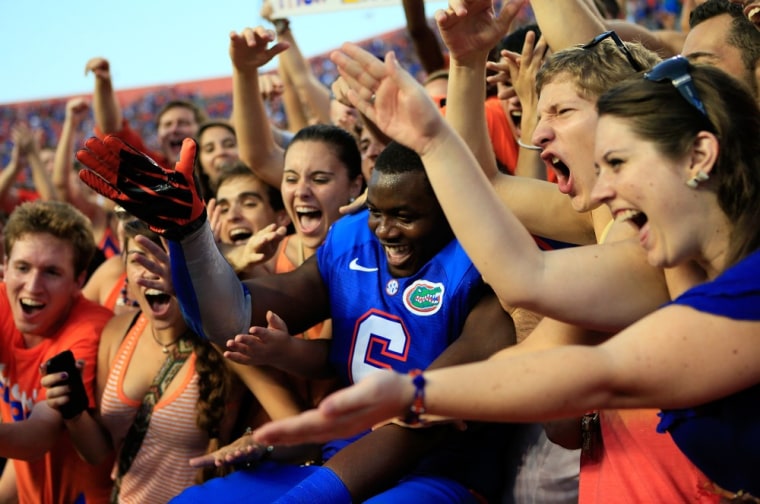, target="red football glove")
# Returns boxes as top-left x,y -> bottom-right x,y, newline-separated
77,135 -> 207,240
